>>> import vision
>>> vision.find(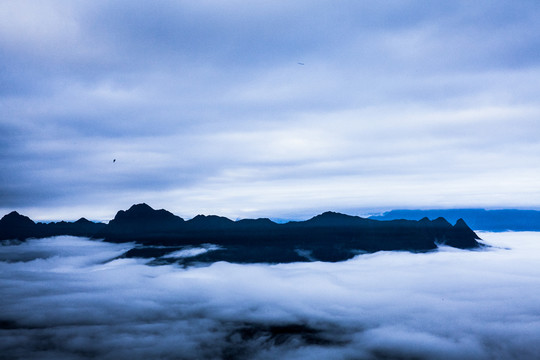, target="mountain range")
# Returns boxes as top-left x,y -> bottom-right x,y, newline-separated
1,204 -> 482,263
370,209 -> 540,231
